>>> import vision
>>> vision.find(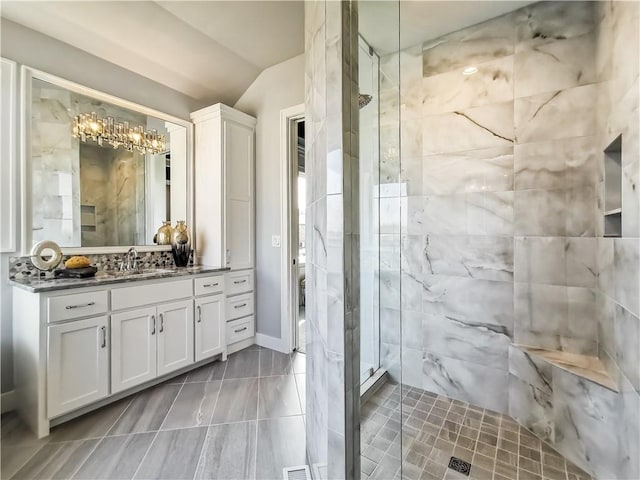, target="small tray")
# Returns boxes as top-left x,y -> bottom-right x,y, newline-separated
54,266 -> 98,279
